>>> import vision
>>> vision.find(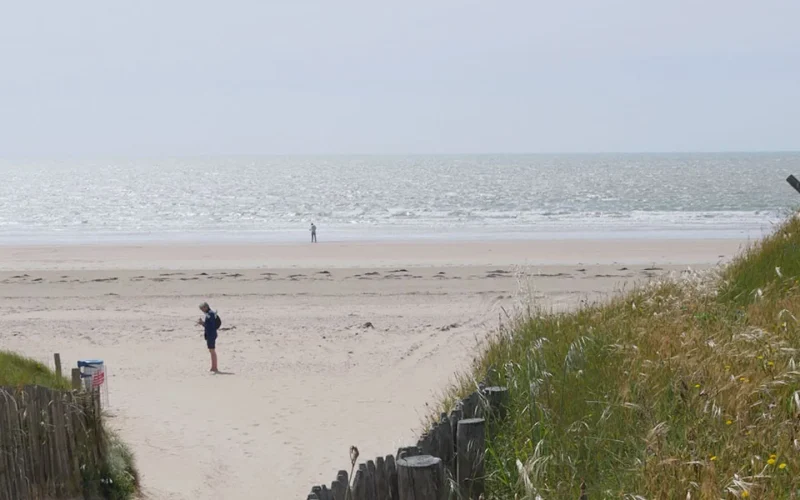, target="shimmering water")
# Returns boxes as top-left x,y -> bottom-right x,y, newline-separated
1,153 -> 798,243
